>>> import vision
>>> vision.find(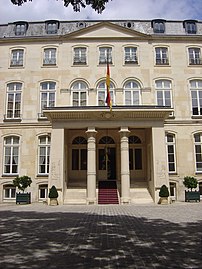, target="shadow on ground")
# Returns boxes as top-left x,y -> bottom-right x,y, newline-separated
0,207 -> 201,269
